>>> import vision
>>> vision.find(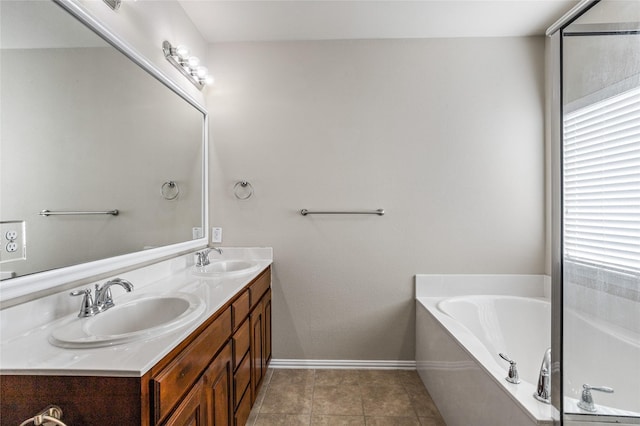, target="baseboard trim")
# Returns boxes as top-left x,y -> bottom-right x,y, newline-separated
269,359 -> 416,370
